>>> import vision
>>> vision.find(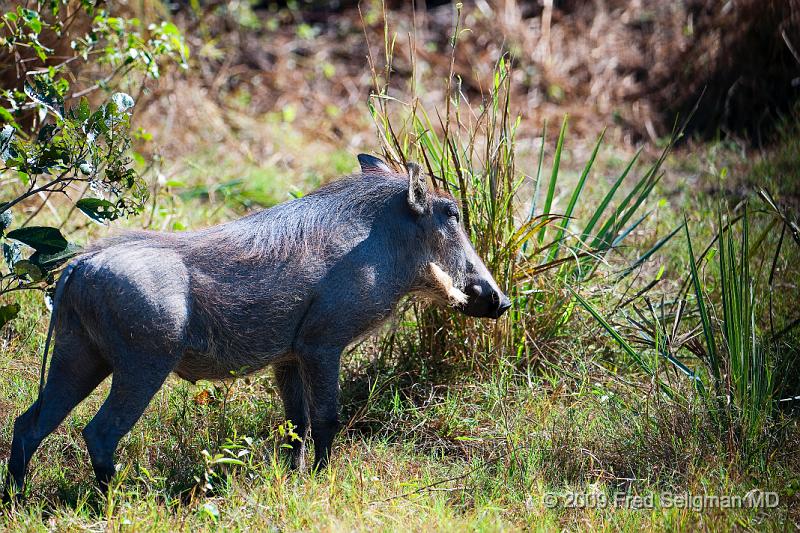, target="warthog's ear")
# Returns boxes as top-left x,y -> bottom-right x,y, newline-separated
357,153 -> 392,173
406,162 -> 429,215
